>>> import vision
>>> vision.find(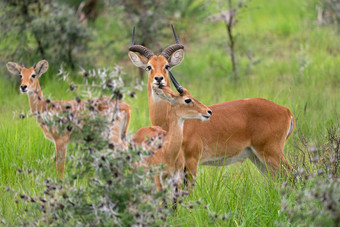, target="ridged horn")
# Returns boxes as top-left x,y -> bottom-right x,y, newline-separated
171,24 -> 181,44
161,24 -> 184,59
169,71 -> 183,94
21,63 -> 25,68
128,26 -> 155,59
33,62 -> 37,68
130,26 -> 135,47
